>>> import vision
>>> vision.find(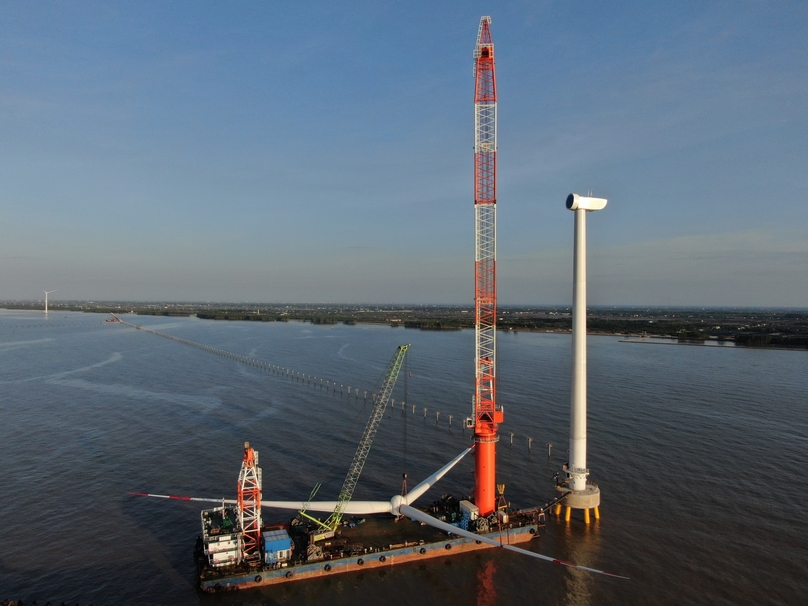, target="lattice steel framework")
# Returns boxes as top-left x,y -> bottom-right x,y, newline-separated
238,442 -> 262,561
472,16 -> 502,517
325,344 -> 409,529
300,344 -> 410,536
